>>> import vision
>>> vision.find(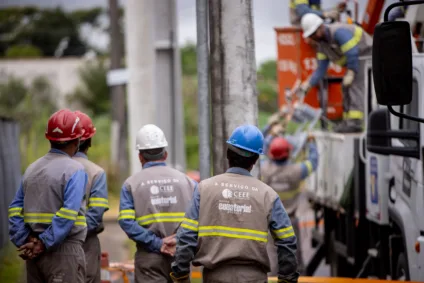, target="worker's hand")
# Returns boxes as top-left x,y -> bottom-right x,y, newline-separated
342,69 -> 356,87
170,272 -> 191,283
270,124 -> 285,137
307,133 -> 315,142
161,234 -> 177,256
18,236 -> 45,260
323,9 -> 340,21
